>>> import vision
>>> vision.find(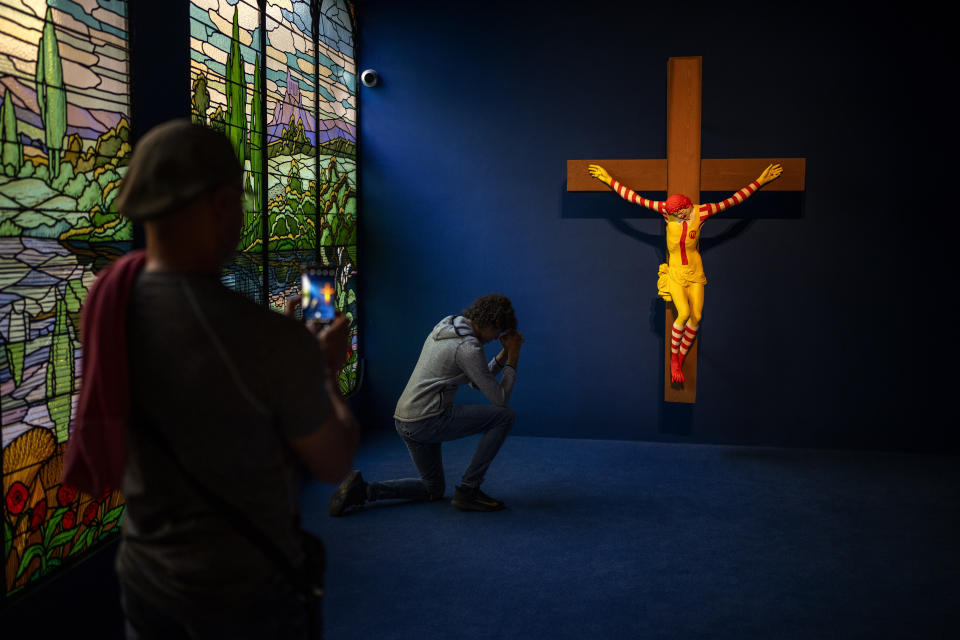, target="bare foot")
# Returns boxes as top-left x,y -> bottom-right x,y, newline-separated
671,353 -> 684,384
